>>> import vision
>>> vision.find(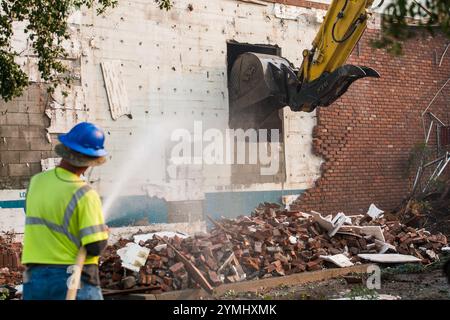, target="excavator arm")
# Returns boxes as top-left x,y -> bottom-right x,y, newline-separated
229,0 -> 381,115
